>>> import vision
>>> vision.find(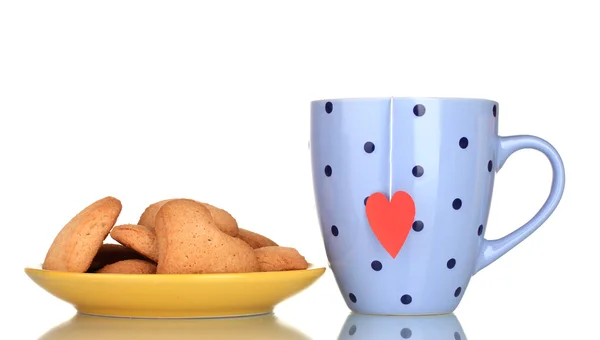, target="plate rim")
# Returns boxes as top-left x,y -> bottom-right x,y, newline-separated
24,263 -> 327,280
